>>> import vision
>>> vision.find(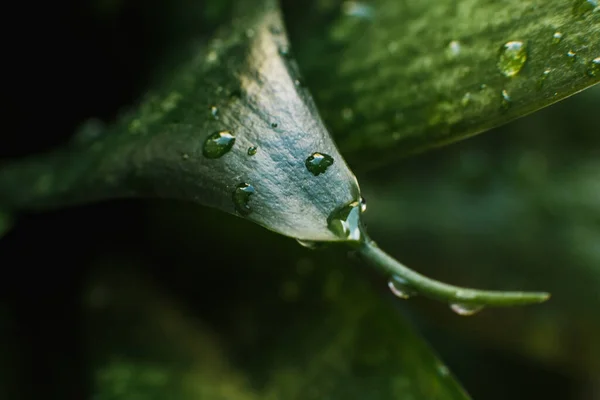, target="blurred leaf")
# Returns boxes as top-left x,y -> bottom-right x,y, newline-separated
284,0 -> 600,168
0,209 -> 12,239
84,224 -> 470,400
0,0 -> 360,242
